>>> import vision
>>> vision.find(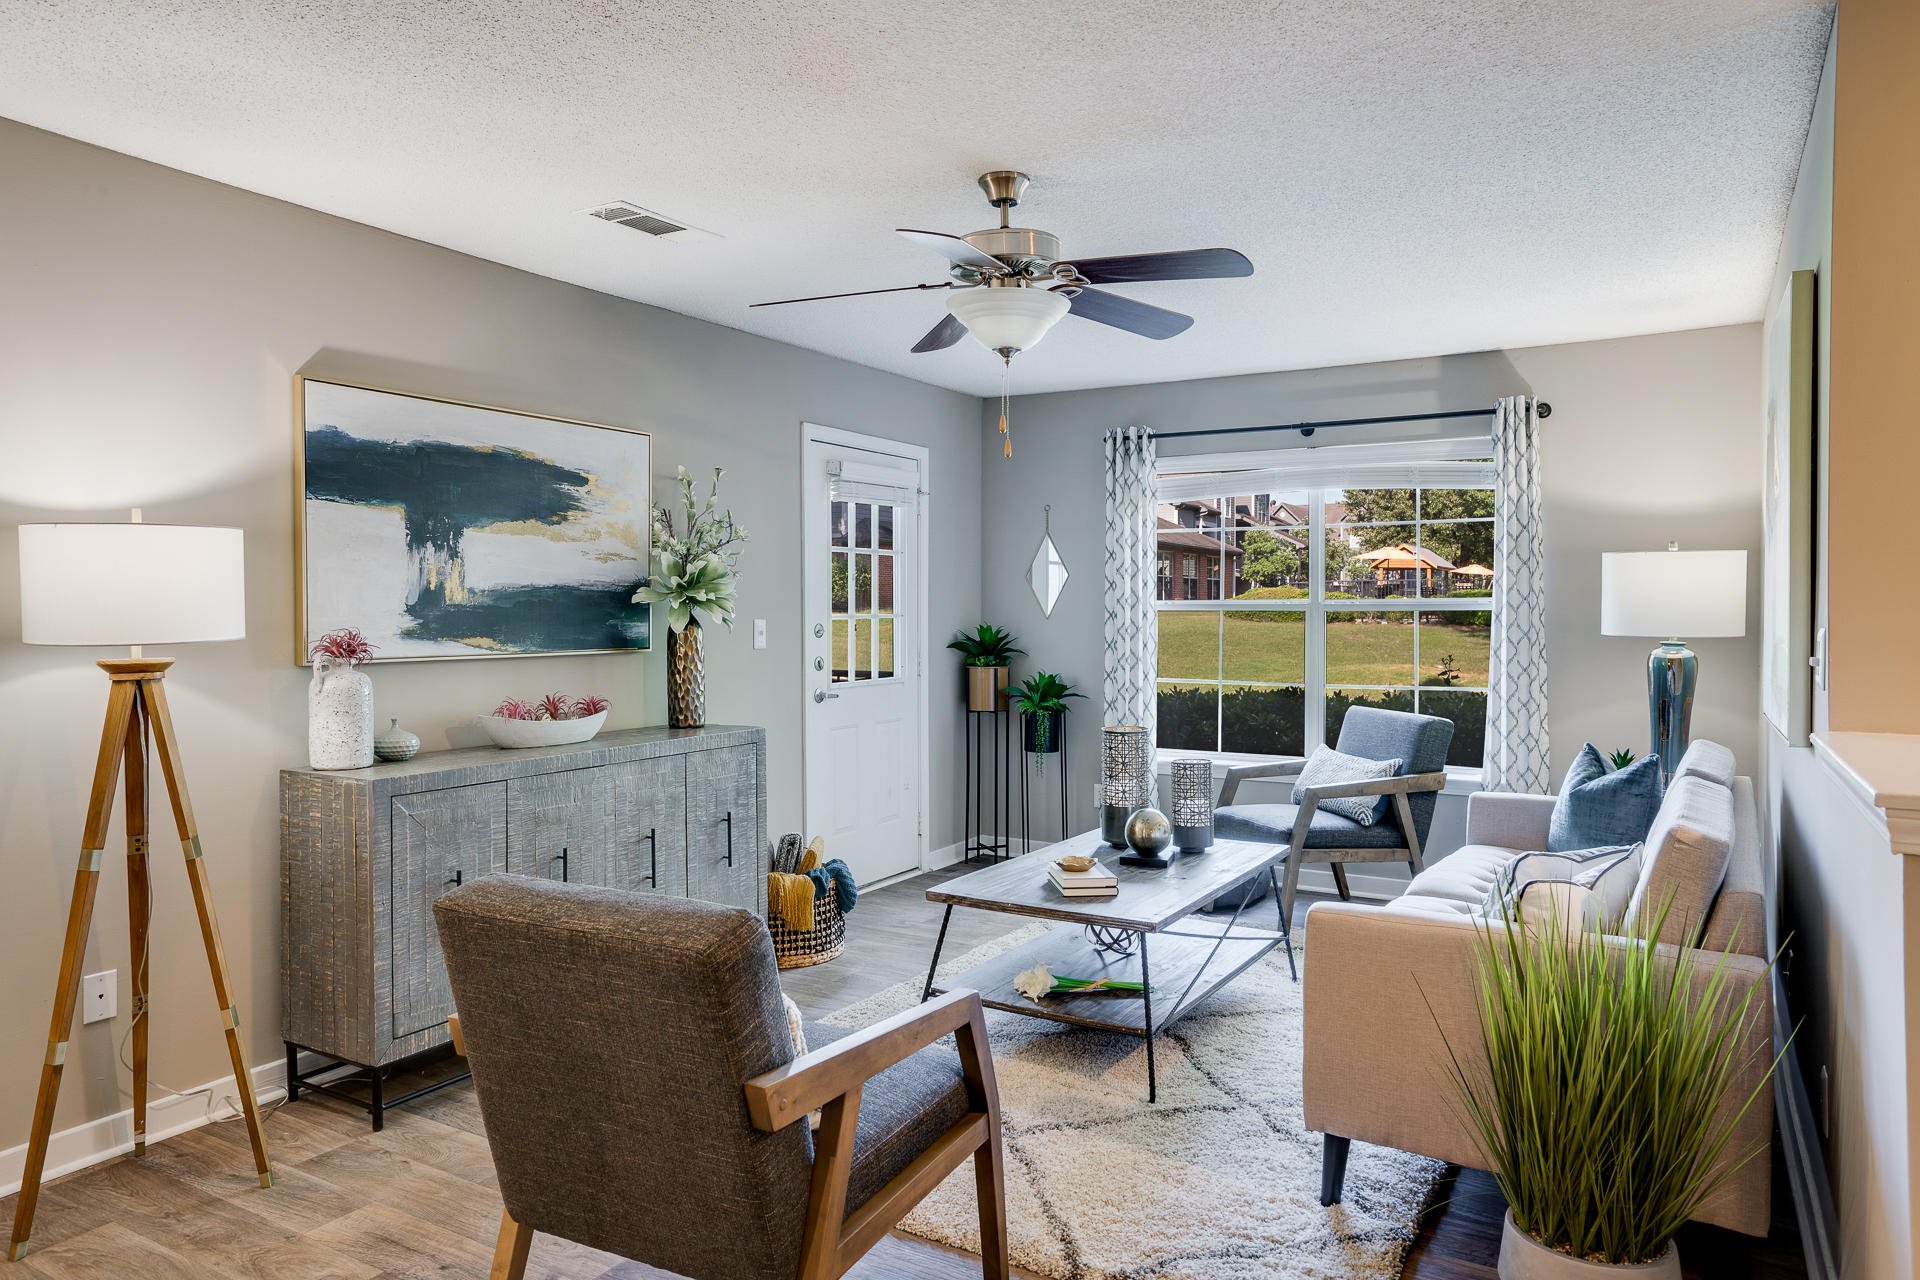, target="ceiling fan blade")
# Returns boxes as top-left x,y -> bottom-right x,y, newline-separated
897,228 -> 1007,273
1067,248 -> 1254,284
750,282 -> 952,308
1054,285 -> 1194,340
910,313 -> 967,353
